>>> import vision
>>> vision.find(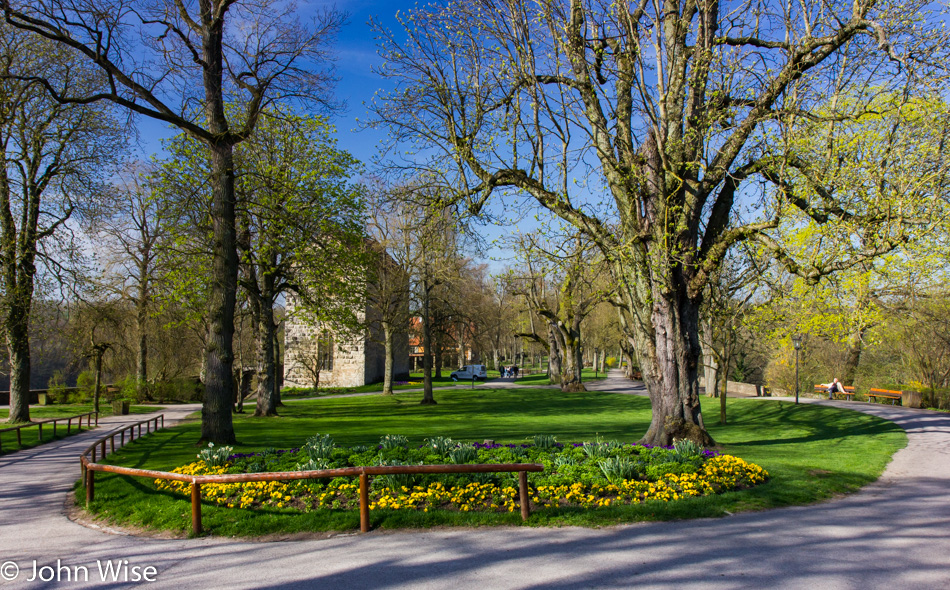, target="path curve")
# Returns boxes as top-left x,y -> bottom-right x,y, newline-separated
1,386 -> 949,589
